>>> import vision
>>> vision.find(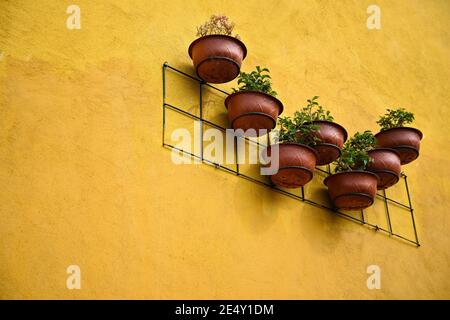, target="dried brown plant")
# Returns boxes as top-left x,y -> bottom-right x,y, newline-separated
196,14 -> 240,39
